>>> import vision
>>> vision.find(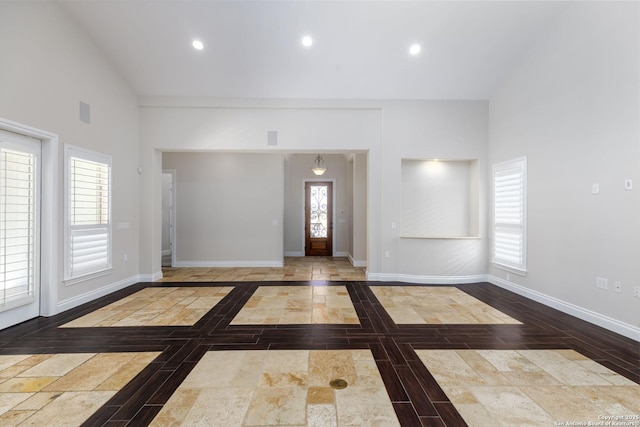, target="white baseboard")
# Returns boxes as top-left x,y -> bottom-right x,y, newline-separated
56,274 -> 140,314
347,253 -> 367,268
139,271 -> 163,282
161,249 -> 171,256
488,275 -> 640,341
284,251 -> 304,257
367,273 -> 486,285
173,260 -> 284,268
